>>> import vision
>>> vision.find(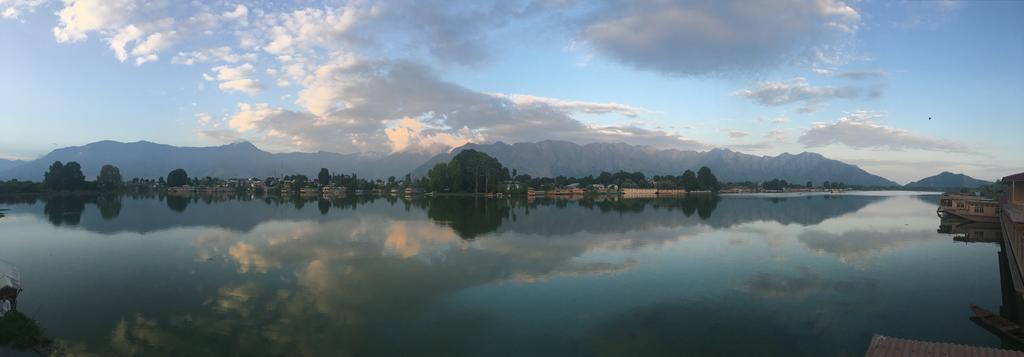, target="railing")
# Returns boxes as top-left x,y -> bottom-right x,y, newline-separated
1001,204 -> 1024,294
